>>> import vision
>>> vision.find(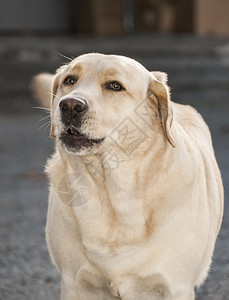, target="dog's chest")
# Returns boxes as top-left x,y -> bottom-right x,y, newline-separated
56,164 -> 154,274
72,185 -> 148,261
75,189 -> 145,235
